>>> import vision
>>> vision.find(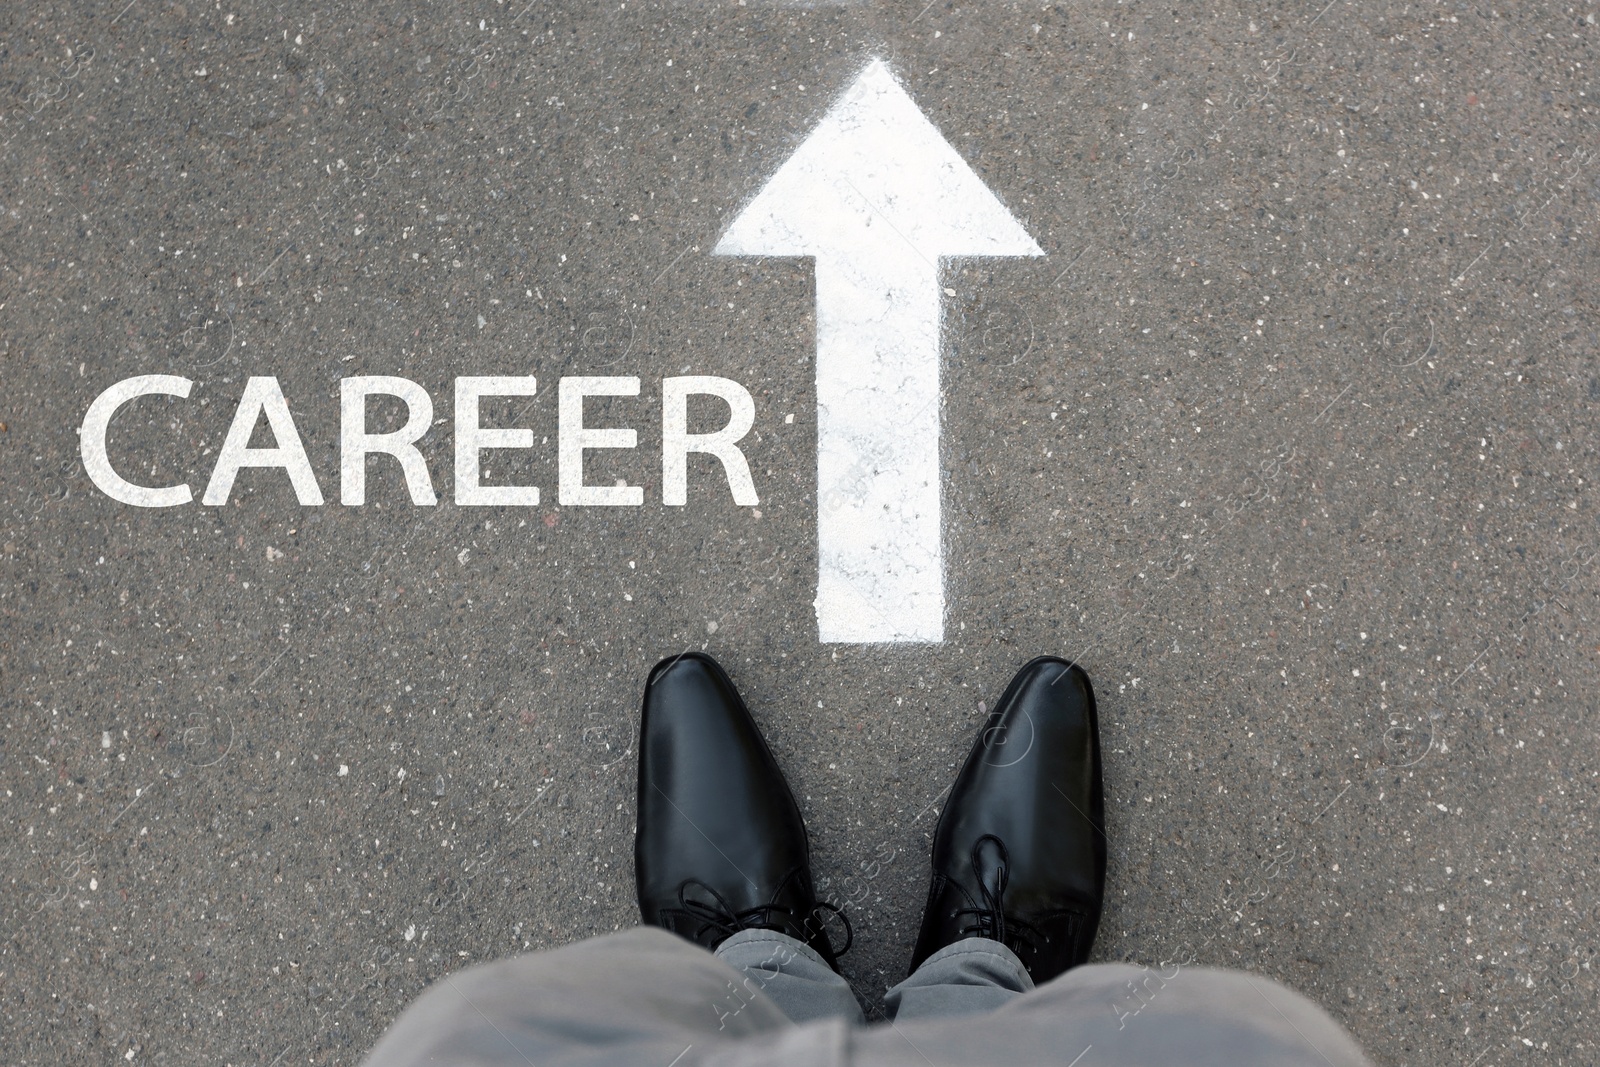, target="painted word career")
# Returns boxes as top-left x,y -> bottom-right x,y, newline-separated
80,374 -> 760,508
